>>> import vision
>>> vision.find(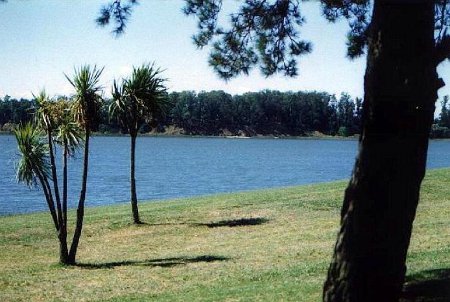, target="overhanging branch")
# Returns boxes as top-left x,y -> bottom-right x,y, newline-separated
435,35 -> 450,66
